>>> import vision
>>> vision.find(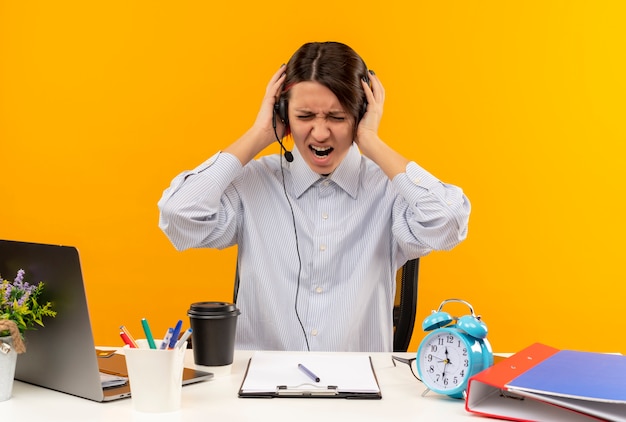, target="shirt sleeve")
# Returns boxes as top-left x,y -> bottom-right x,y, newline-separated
157,151 -> 243,251
392,161 -> 471,254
